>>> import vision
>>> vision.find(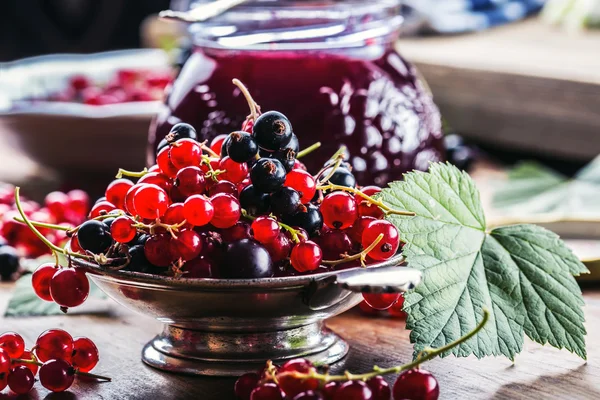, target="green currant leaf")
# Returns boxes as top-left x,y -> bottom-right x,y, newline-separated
380,163 -> 589,360
492,157 -> 600,216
